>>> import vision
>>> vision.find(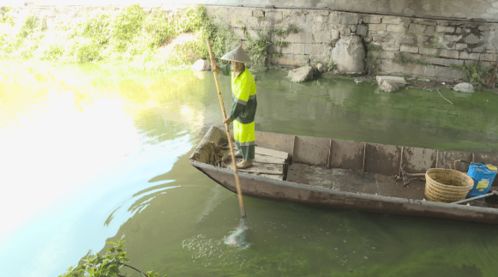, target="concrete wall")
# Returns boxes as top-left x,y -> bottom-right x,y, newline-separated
17,0 -> 498,22
207,5 -> 498,81
202,0 -> 498,22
